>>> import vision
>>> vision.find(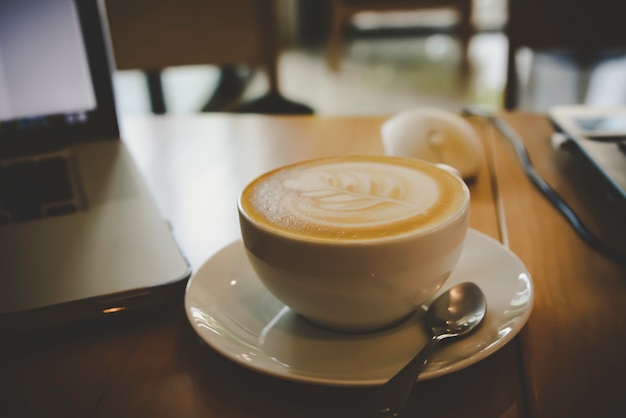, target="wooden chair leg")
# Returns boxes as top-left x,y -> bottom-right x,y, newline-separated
326,1 -> 347,72
457,0 -> 473,93
145,69 -> 167,114
504,44 -> 519,110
